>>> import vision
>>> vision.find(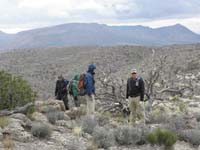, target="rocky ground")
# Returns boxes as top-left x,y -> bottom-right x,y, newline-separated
0,96 -> 200,150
